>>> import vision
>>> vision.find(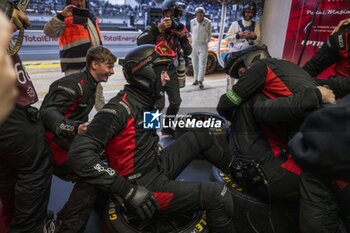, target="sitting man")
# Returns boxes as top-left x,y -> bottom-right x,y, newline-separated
217,46 -> 350,232
66,42 -> 235,233
40,46 -> 116,232
224,1 -> 261,51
